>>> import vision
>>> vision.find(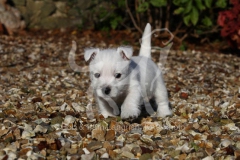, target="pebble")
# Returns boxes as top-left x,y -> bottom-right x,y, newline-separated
130,127 -> 143,134
139,153 -> 152,160
142,121 -> 161,135
220,139 -> 232,148
105,130 -> 115,141
140,135 -> 153,144
83,148 -> 90,154
101,152 -> 109,158
81,152 -> 95,160
103,141 -> 115,150
50,116 -> 63,125
96,148 -> 107,156
115,141 -> 124,148
33,125 -> 48,133
202,156 -> 214,160
87,141 -> 103,151
116,135 -> 125,142
180,92 -> 189,99
21,130 -> 35,139
121,151 -> 134,159
131,146 -> 142,156
92,126 -> 106,141
63,115 -> 75,125
127,133 -> 141,141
